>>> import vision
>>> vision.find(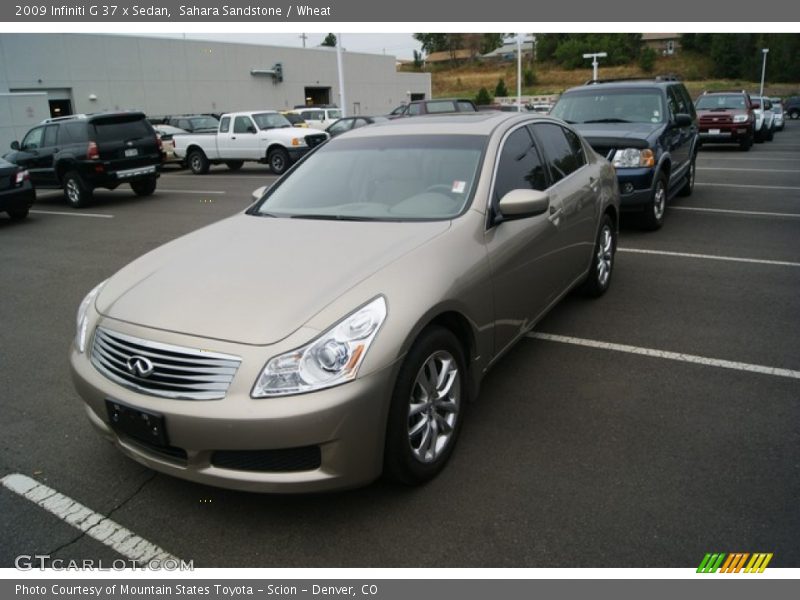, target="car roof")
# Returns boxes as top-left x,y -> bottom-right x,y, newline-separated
334,112 -> 556,138
562,80 -> 679,95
